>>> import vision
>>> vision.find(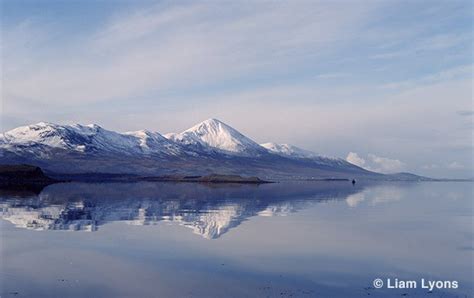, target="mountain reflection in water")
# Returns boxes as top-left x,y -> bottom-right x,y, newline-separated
0,181 -> 362,239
